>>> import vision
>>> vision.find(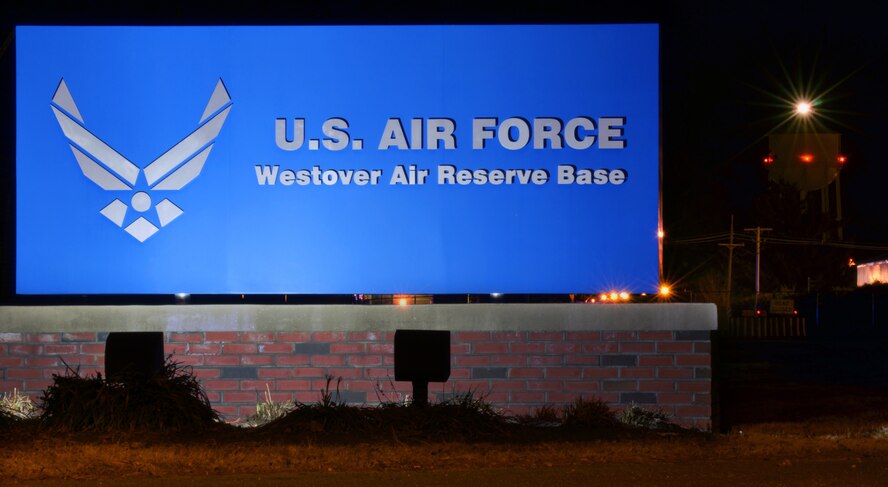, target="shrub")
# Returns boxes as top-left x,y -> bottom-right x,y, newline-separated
618,403 -> 671,430
561,397 -> 618,429
0,389 -> 38,419
40,358 -> 219,433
